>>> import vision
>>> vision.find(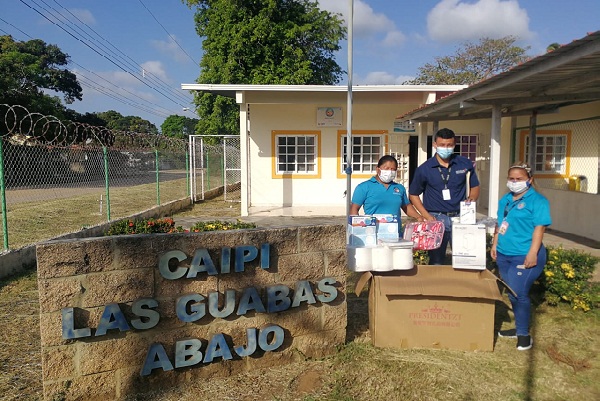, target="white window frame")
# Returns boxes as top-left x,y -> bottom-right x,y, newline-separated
520,130 -> 571,177
338,131 -> 387,178
272,131 -> 320,178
